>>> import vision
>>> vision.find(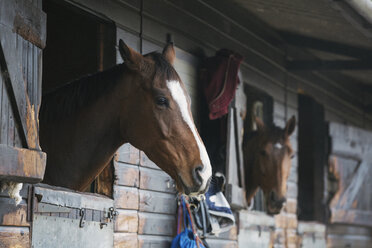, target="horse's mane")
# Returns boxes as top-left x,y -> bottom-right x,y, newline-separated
40,52 -> 177,122
40,64 -> 125,122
